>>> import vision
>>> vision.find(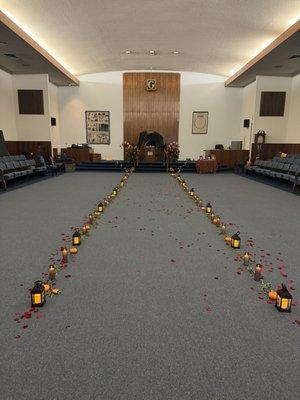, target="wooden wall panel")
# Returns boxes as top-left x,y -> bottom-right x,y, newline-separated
123,72 -> 180,145
5,141 -> 52,161
251,143 -> 300,161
